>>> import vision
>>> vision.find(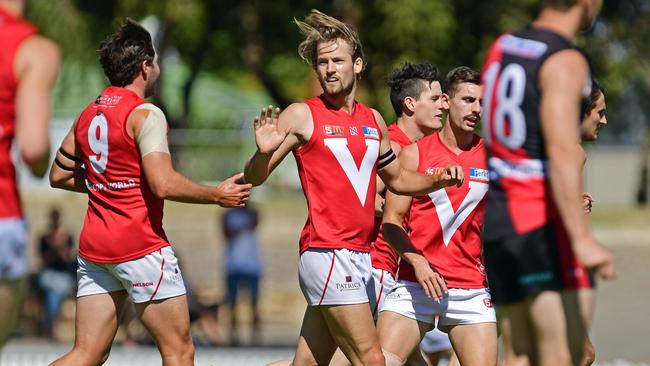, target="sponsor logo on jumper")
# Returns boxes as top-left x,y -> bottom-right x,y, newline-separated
476,262 -> 486,275
345,275 -> 352,282
362,126 -> 379,139
132,282 -> 154,287
425,167 -> 446,176
500,34 -> 548,59
470,168 -> 489,182
483,298 -> 493,308
323,125 -> 345,137
95,94 -> 123,107
85,179 -> 137,191
349,126 -> 358,136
